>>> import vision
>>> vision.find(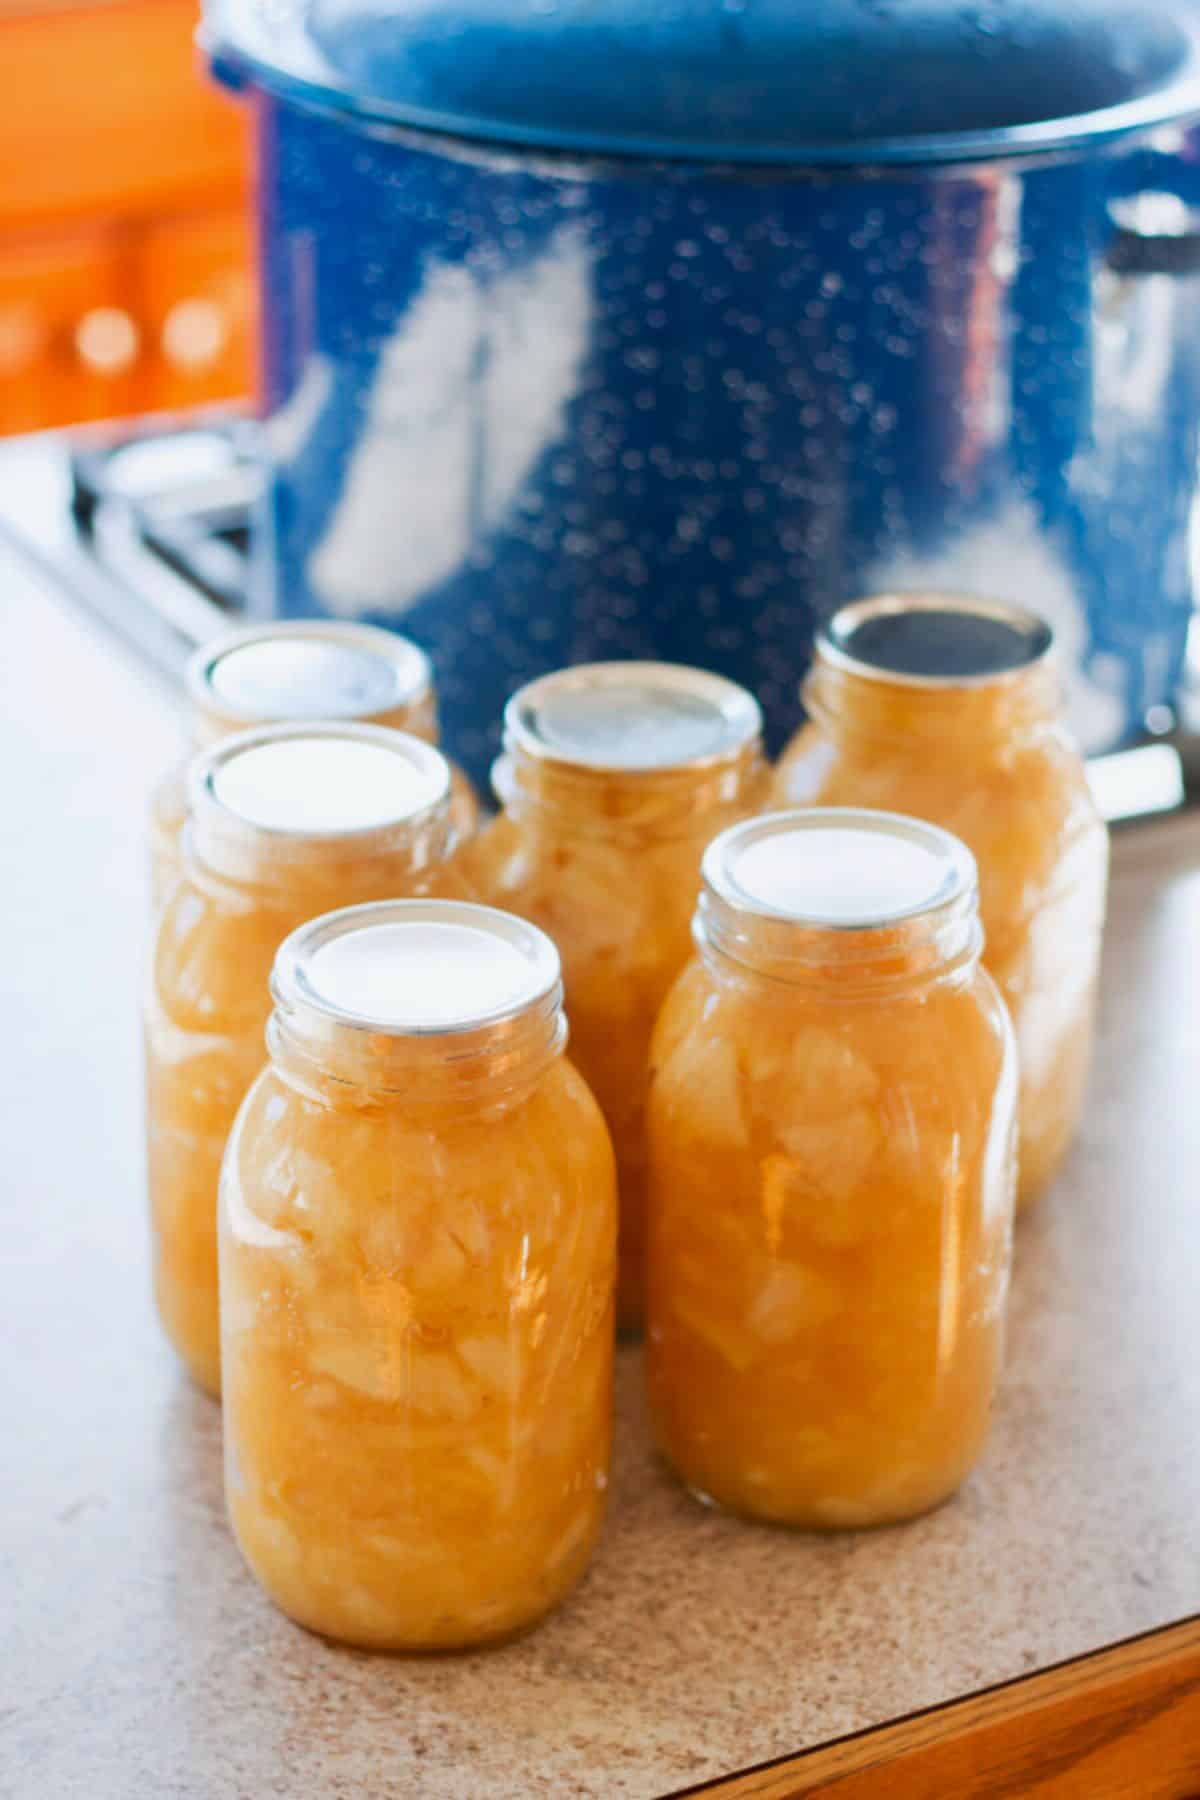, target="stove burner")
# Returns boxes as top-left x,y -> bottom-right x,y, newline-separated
70,422 -> 259,613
